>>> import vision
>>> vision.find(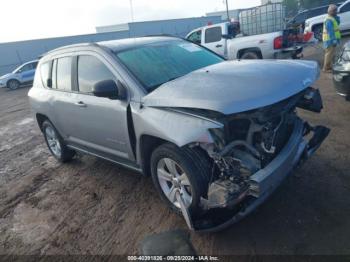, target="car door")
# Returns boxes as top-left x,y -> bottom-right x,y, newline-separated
203,26 -> 226,57
20,62 -> 37,83
339,2 -> 350,31
53,53 -> 133,161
